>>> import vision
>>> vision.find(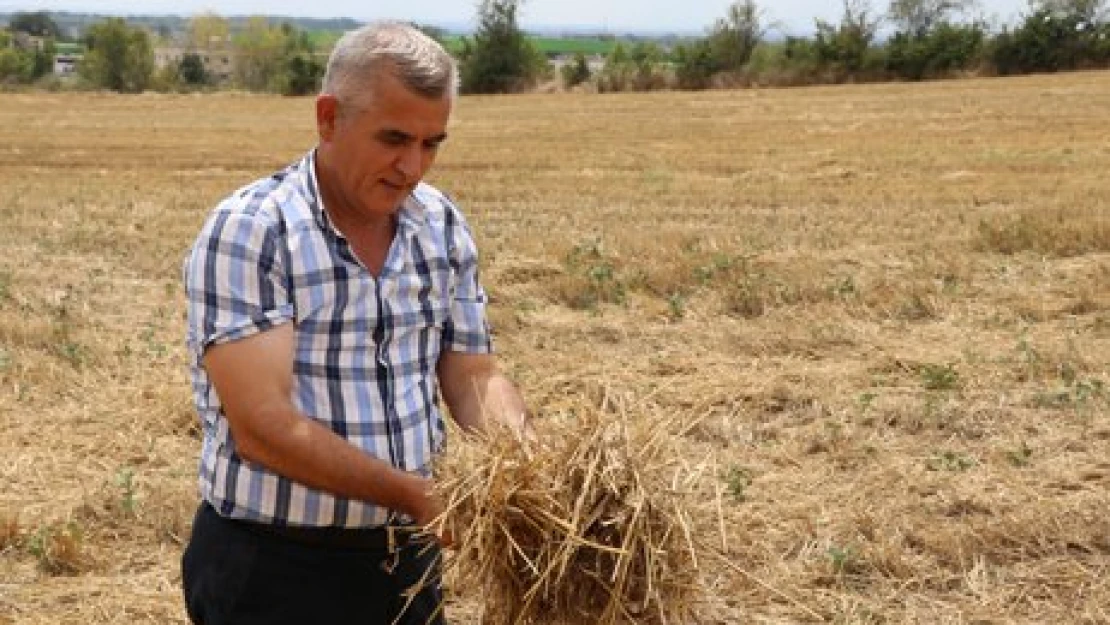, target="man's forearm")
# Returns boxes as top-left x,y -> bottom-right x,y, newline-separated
233,403 -> 432,521
450,371 -> 530,435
